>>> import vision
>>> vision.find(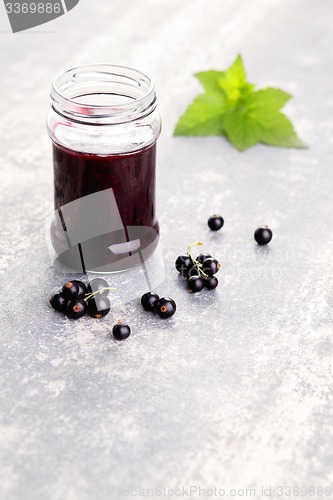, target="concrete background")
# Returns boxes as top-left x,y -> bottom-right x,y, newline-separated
0,0 -> 333,499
